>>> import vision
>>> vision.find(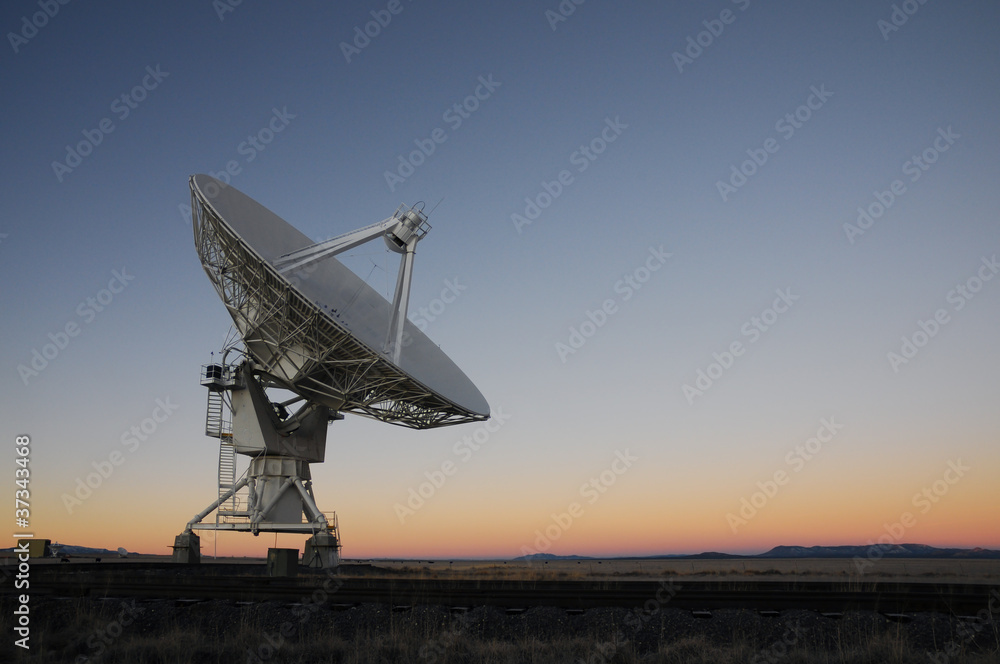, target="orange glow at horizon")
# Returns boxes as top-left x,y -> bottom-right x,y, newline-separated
28,451 -> 1000,559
